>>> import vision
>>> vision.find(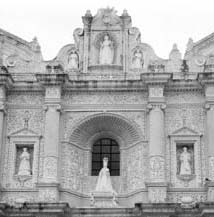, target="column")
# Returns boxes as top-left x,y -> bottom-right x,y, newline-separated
205,86 -> 214,201
0,73 -> 13,188
146,86 -> 167,203
0,87 -> 5,149
0,86 -> 6,182
38,86 -> 61,202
